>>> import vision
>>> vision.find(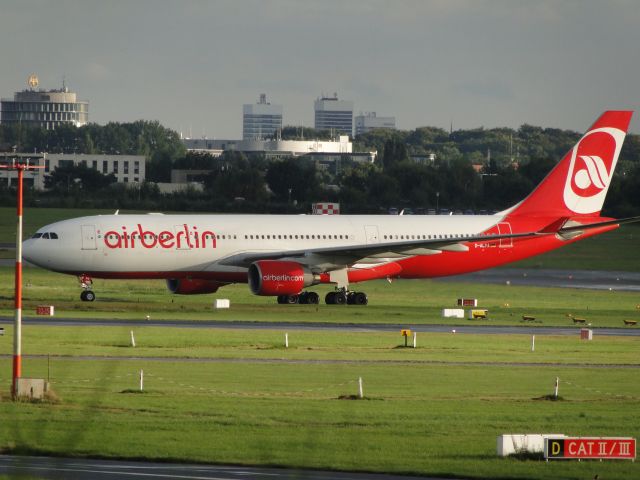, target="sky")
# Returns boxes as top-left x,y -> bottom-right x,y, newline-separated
1,0 -> 639,138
